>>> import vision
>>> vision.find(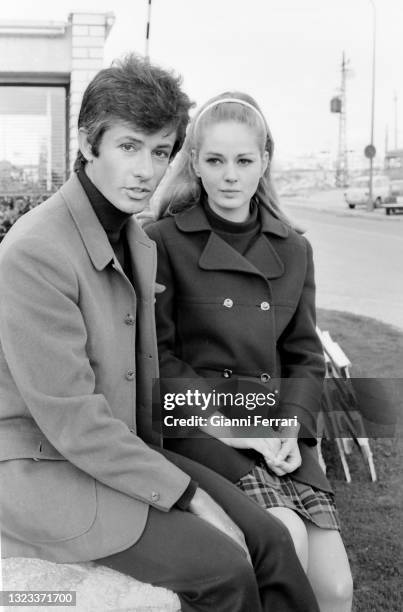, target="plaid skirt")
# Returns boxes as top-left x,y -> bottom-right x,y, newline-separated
237,460 -> 340,530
